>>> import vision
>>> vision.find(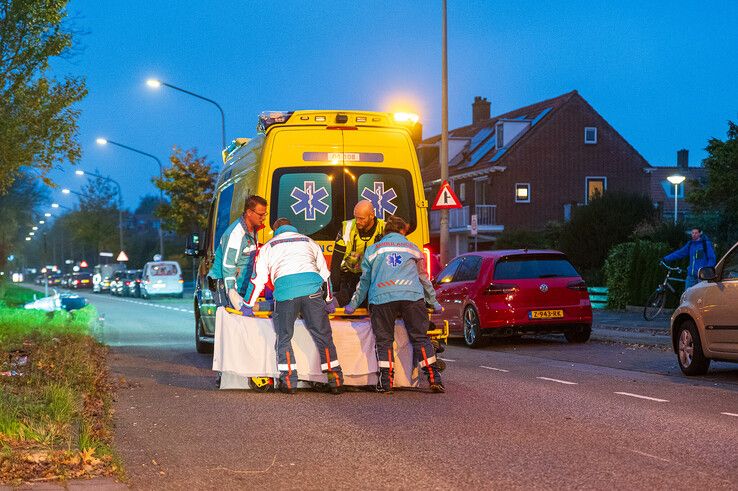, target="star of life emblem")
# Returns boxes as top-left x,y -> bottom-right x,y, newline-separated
387,252 -> 403,268
361,182 -> 398,219
291,181 -> 329,221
